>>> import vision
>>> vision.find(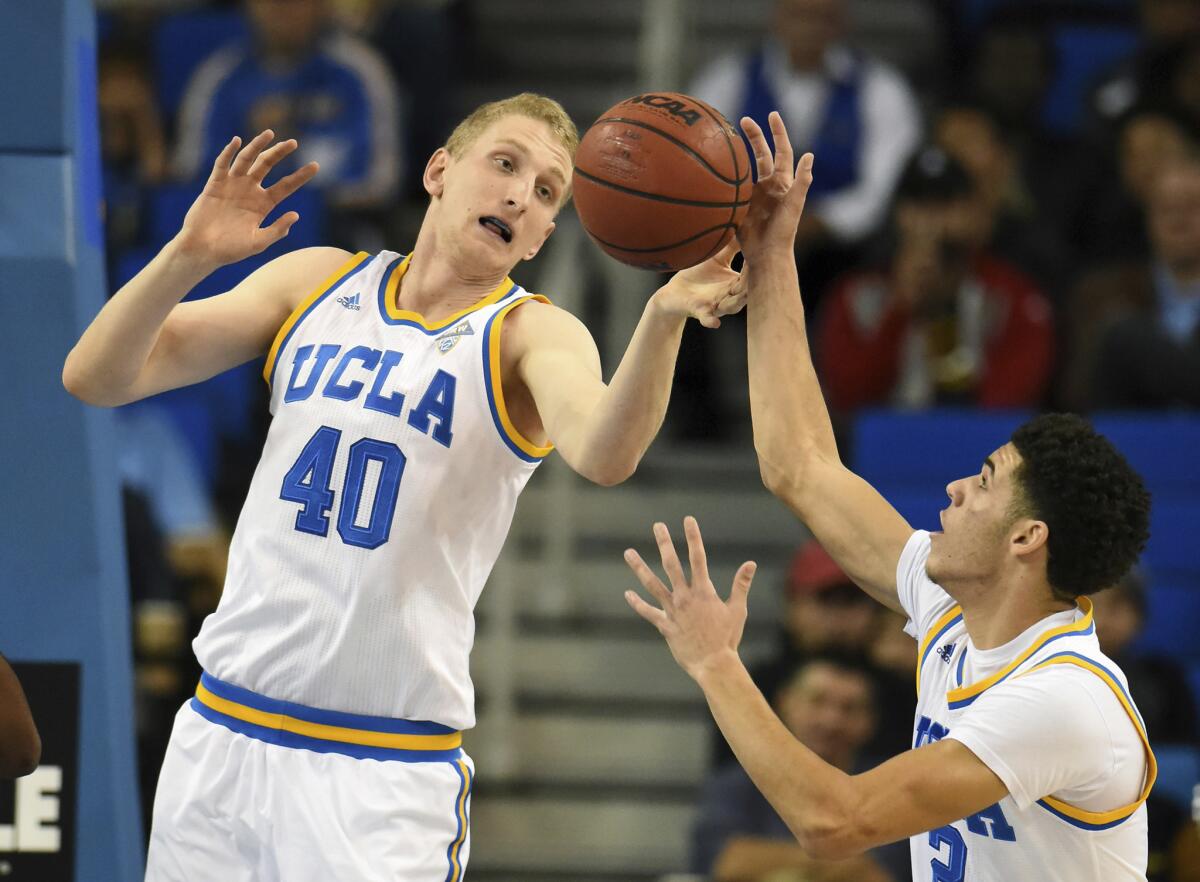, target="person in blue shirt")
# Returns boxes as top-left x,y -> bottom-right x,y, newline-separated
174,0 -> 402,212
